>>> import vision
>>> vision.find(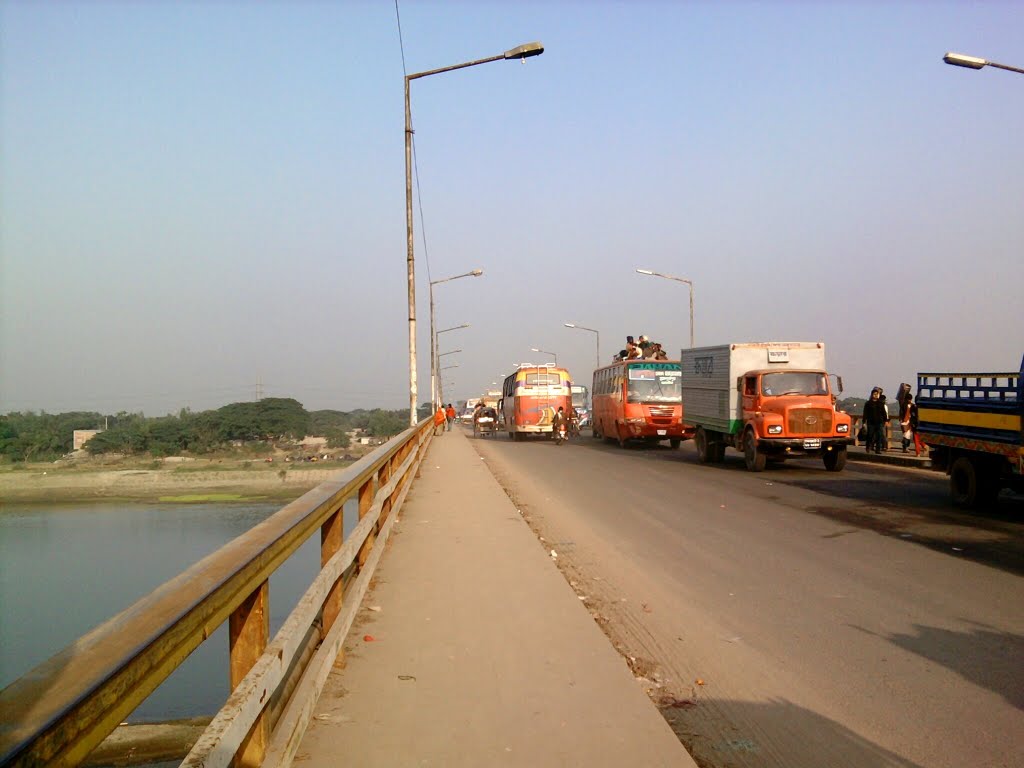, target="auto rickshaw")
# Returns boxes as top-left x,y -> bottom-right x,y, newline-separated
473,406 -> 499,438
